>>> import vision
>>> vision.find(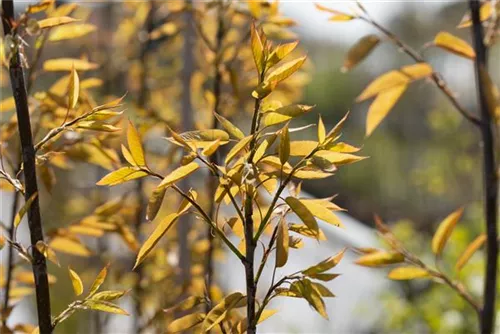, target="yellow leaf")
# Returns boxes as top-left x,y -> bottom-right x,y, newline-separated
91,290 -> 127,302
285,197 -> 319,238
357,64 -> 432,102
314,151 -> 367,166
164,296 -> 205,314
14,192 -> 38,228
49,23 -> 96,41
43,58 -> 98,71
14,271 -> 57,285
214,113 -> 244,140
291,279 -> 328,319
68,267 -> 84,296
434,31 -> 475,59
315,3 -> 355,21
302,249 -> 345,275
201,139 -> 221,157
168,129 -> 230,149
83,300 -> 129,316
289,224 -> 326,240
0,97 -> 15,113
35,241 -> 60,266
366,84 -> 407,136
28,0 -> 54,14
342,34 -> 380,72
276,219 -> 289,267
266,56 -> 307,85
68,66 -> 79,109
9,287 -> 34,300
289,141 -> 318,156
80,77 -> 103,90
250,22 -> 265,75
263,104 -> 315,126
457,2 -> 493,28
431,207 -> 464,255
159,162 -> 199,188
317,116 -> 326,143
146,185 -> 167,221
167,313 -> 205,333
279,124 -> 290,164
88,264 -> 109,296
355,251 -> 405,267
121,145 -> 136,166
300,199 -> 344,228
37,16 -> 79,29
49,237 -> 92,257
225,135 -> 252,164
479,66 -> 500,121
203,292 -> 246,332
388,267 -> 430,280
127,121 -> 146,166
68,225 -> 104,237
134,213 -> 179,269
97,167 -> 148,186
76,121 -> 120,132
267,41 -> 299,69
455,234 -> 487,271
